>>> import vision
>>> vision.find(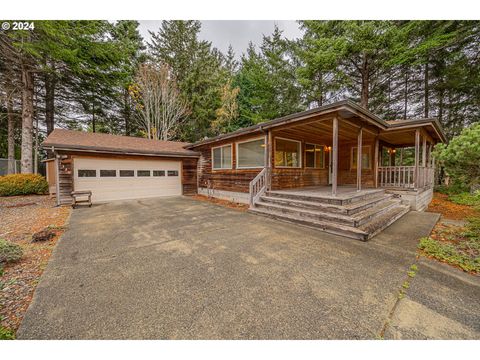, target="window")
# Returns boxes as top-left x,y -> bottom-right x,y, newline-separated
236,138 -> 265,168
212,144 -> 232,170
305,144 -> 325,169
137,170 -> 151,177
351,146 -> 371,170
167,170 -> 179,176
119,170 -> 134,177
275,138 -> 301,168
100,170 -> 116,177
153,170 -> 165,177
78,169 -> 96,177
